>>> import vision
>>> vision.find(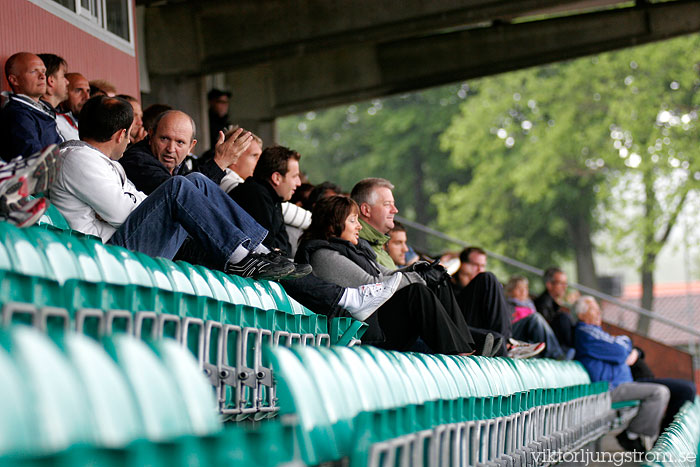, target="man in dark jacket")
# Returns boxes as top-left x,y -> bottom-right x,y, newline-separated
0,52 -> 62,161
535,266 -> 576,355
119,110 -> 254,194
230,146 -> 301,255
